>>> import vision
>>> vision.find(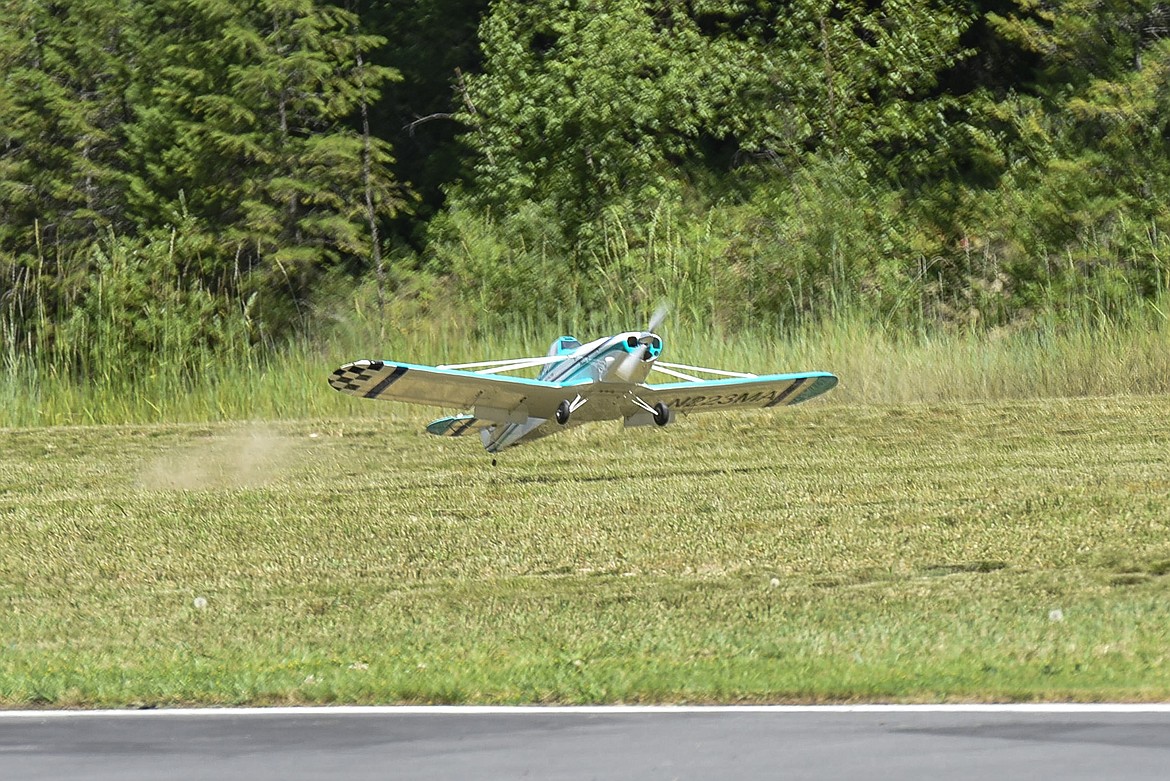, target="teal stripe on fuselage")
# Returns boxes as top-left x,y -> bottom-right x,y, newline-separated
538,337 -> 621,383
